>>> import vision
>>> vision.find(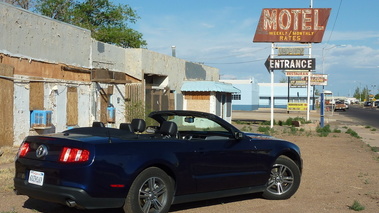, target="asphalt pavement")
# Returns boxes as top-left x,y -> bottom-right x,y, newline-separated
232,108 -> 379,151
